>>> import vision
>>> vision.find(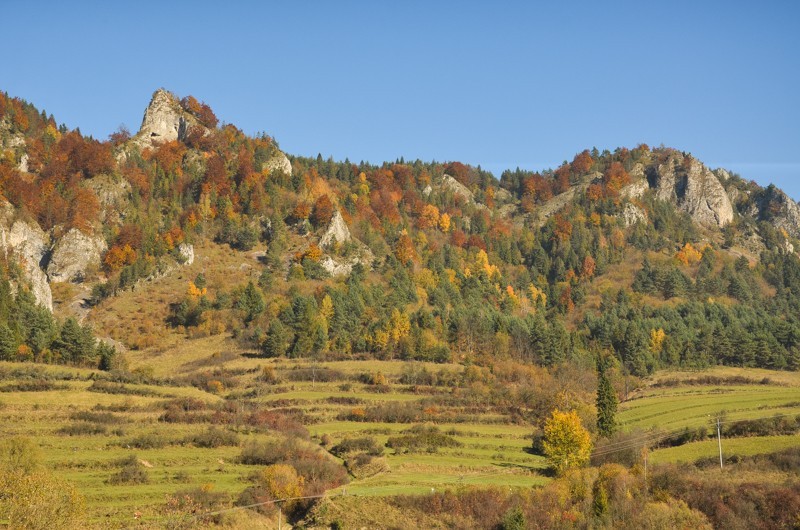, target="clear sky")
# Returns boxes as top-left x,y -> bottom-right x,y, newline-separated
4,1 -> 800,197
